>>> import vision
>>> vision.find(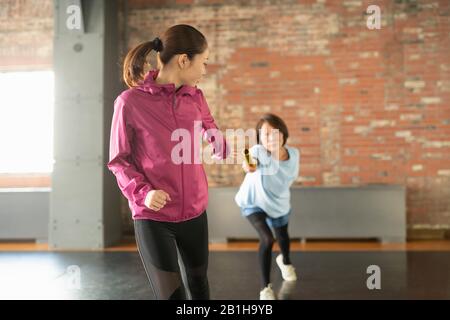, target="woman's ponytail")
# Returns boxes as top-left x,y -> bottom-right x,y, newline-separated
122,38 -> 163,88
